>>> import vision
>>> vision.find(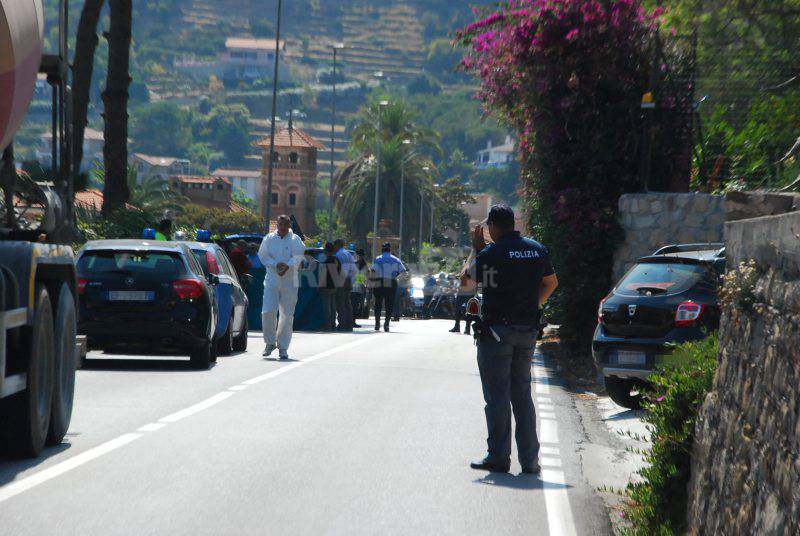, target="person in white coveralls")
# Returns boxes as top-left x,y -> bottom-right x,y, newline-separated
257,214 -> 307,360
